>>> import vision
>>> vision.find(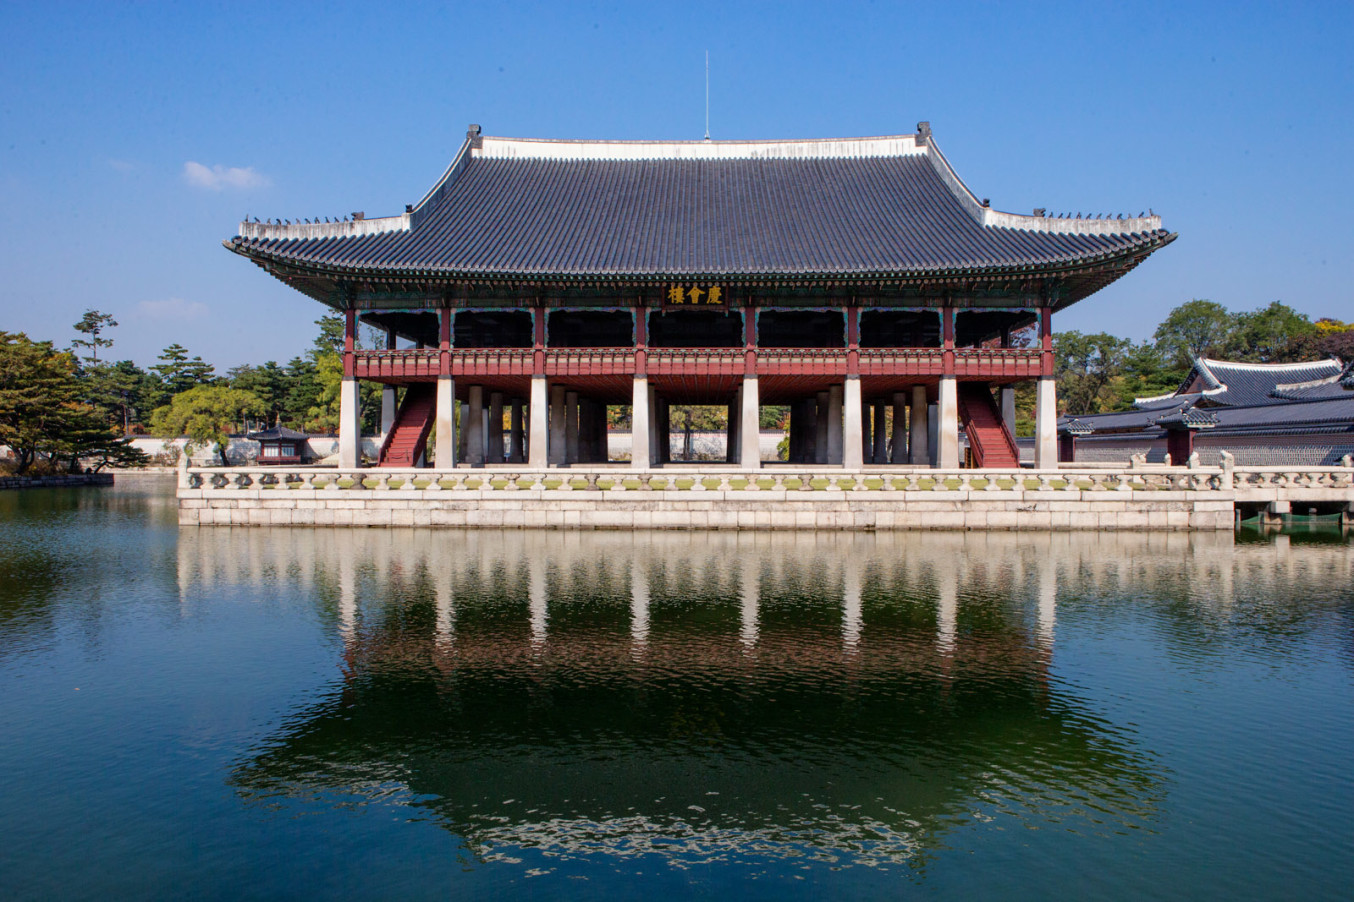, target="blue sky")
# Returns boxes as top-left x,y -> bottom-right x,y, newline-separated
3,1 -> 1351,369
